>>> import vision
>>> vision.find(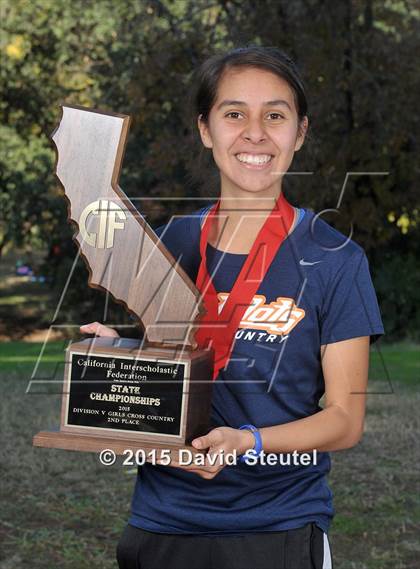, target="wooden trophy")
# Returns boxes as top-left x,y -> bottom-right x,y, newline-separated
33,105 -> 214,458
